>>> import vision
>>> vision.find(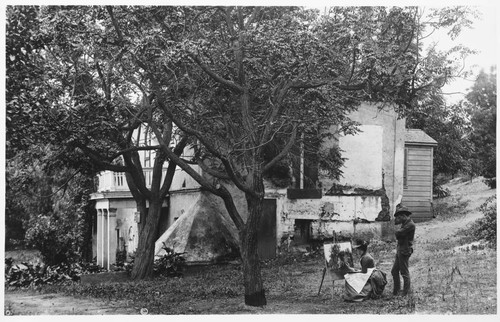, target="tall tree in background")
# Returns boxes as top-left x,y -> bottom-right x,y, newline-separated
465,68 -> 497,188
7,145 -> 95,264
6,7 -> 95,256
5,6 -> 189,278
406,86 -> 471,178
